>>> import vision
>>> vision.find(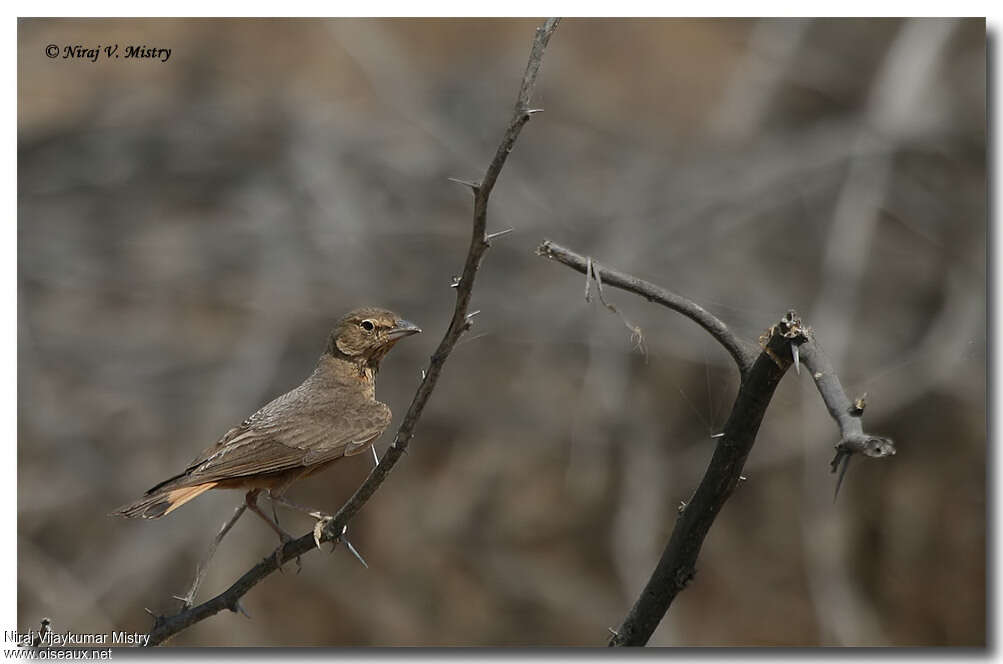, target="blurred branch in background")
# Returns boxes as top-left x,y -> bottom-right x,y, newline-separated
143,17 -> 561,646
537,242 -> 894,646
